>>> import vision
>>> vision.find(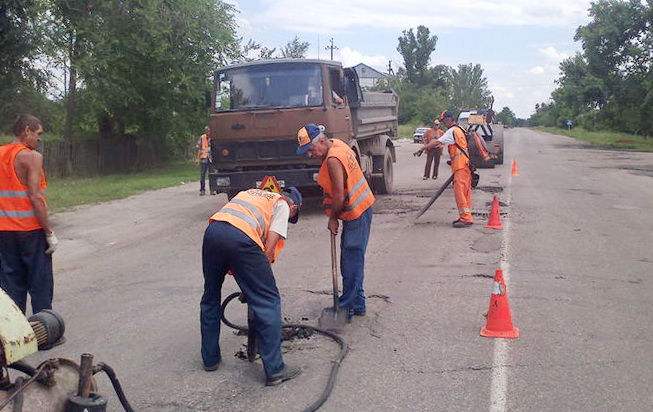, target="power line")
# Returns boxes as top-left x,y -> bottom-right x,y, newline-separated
325,38 -> 338,61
